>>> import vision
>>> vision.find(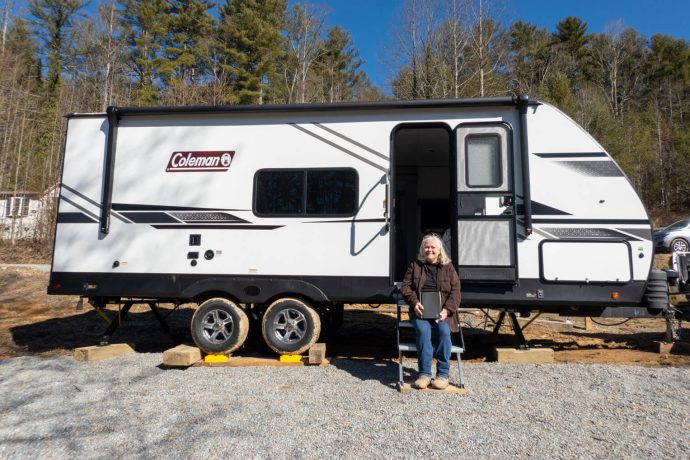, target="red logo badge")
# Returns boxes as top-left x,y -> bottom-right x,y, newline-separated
166,151 -> 235,172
